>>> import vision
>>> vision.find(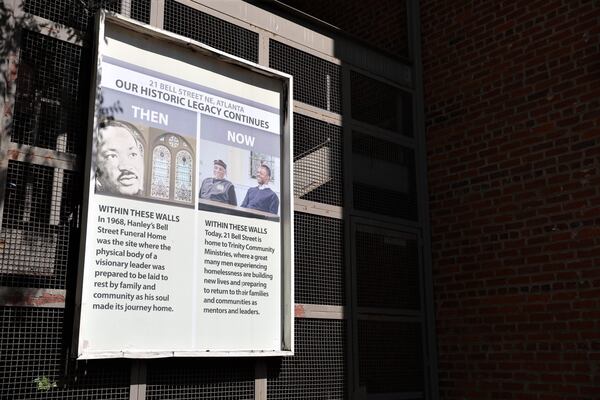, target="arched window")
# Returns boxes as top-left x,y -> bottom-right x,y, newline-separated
151,145 -> 171,199
175,150 -> 193,203
147,133 -> 195,203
